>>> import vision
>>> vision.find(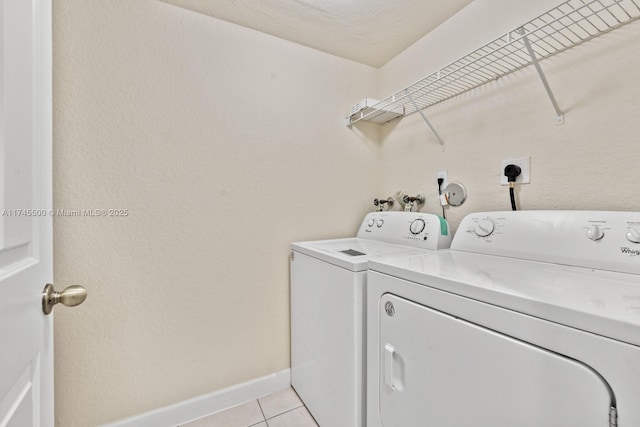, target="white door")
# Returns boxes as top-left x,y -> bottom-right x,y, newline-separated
378,293 -> 614,427
0,0 -> 54,426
